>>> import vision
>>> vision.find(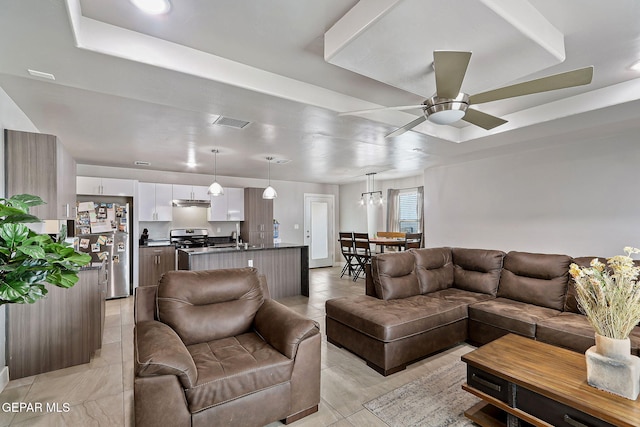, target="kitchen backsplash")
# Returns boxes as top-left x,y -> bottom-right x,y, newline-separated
140,207 -> 239,240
